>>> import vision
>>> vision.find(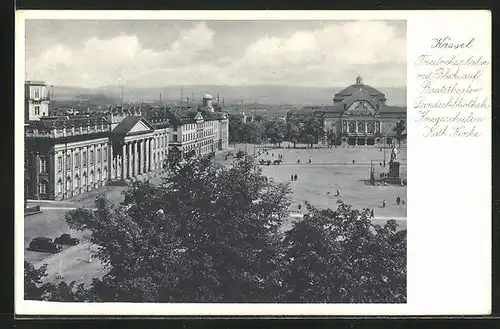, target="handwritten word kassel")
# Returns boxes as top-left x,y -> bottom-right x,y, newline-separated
430,36 -> 475,49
